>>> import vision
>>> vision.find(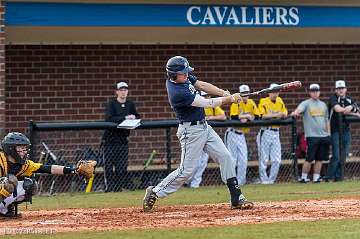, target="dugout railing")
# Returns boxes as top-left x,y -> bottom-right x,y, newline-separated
28,118 -> 299,194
